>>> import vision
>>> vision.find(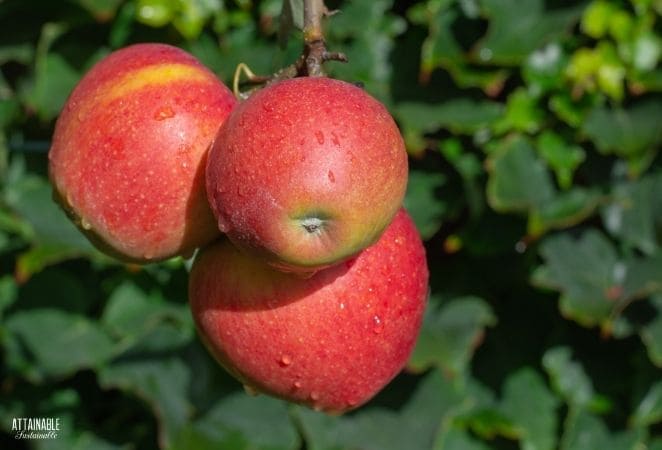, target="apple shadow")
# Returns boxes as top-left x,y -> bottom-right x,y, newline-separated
193,240 -> 356,313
